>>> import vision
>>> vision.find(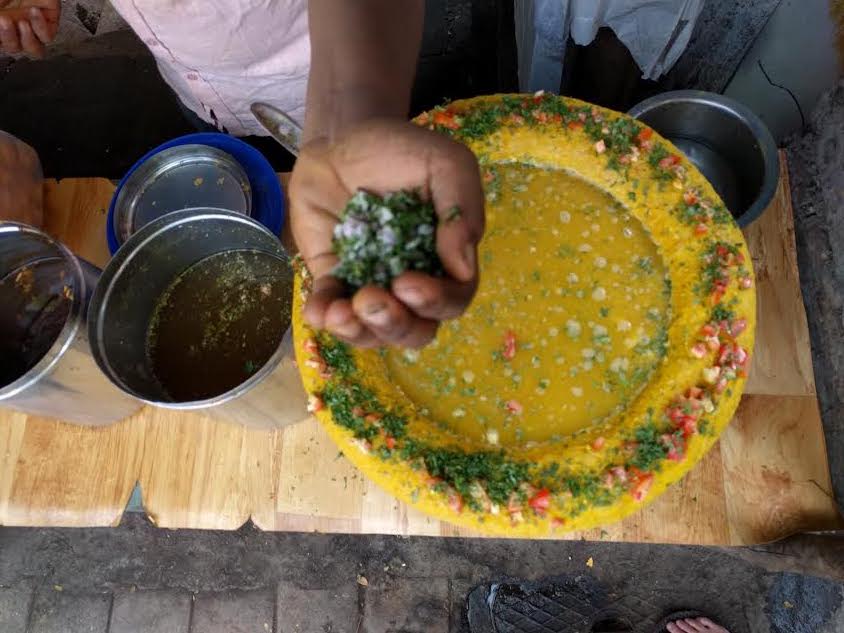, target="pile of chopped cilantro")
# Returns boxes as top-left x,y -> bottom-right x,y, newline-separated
317,334 -> 355,377
401,441 -> 530,508
332,189 -> 444,289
